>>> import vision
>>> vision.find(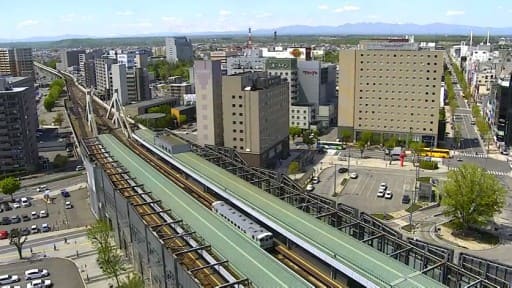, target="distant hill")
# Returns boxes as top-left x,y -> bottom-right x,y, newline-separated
1,22 -> 511,48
